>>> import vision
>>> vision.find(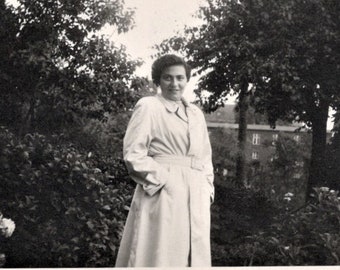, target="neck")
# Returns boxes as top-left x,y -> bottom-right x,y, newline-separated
160,93 -> 183,103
